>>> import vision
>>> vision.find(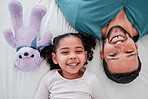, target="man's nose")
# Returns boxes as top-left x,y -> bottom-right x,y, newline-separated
114,41 -> 124,49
